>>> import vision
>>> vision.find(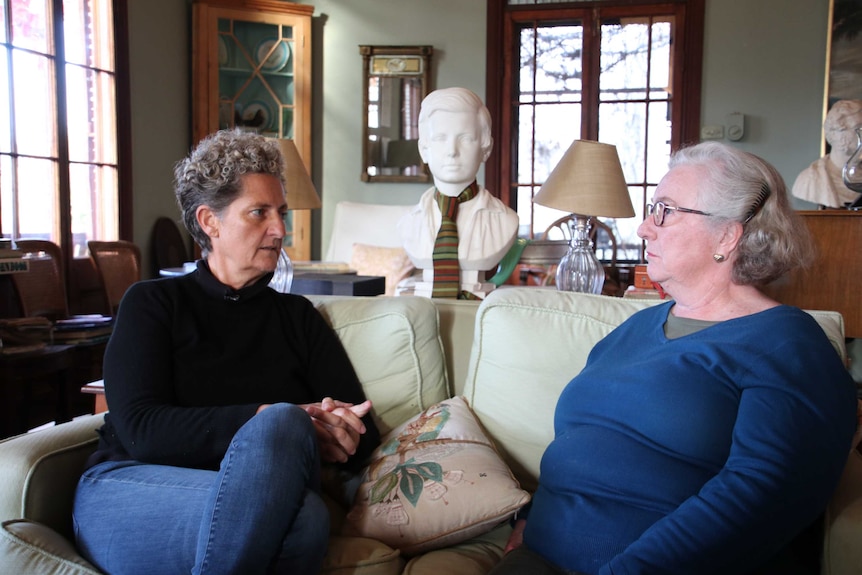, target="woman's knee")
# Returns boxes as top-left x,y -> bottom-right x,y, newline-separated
233,403 -> 318,463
